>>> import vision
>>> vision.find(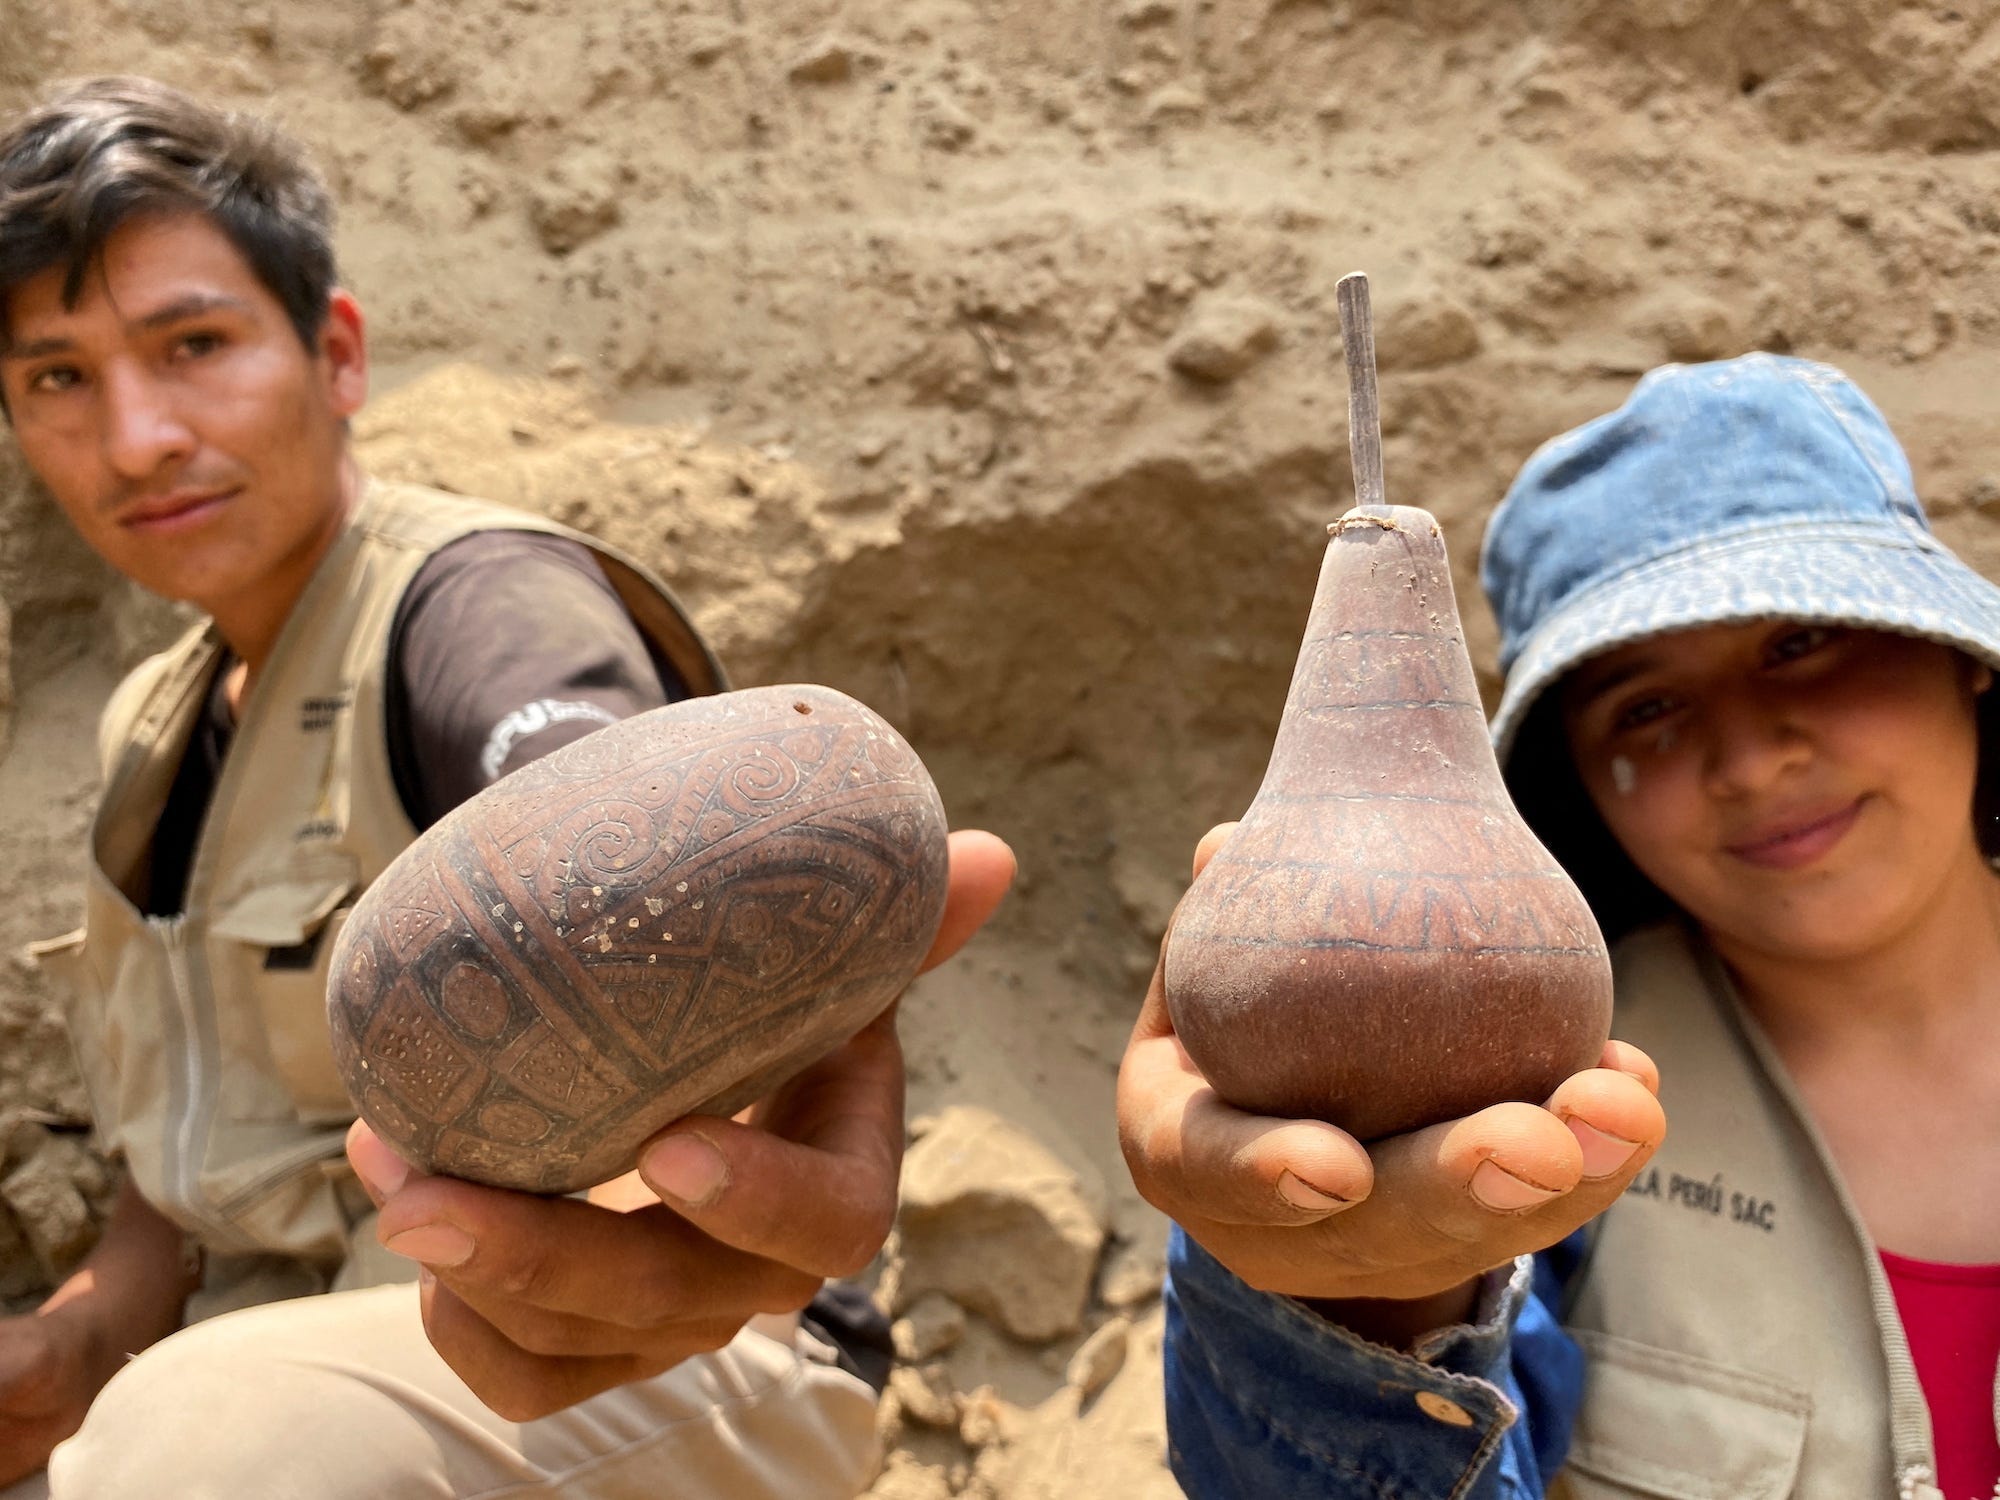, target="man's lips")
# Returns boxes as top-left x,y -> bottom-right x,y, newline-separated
1724,799 -> 1864,870
118,488 -> 234,532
